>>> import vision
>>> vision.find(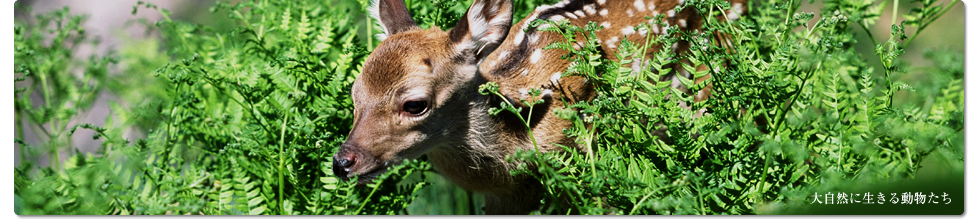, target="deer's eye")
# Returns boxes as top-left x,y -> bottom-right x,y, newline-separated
402,100 -> 428,115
